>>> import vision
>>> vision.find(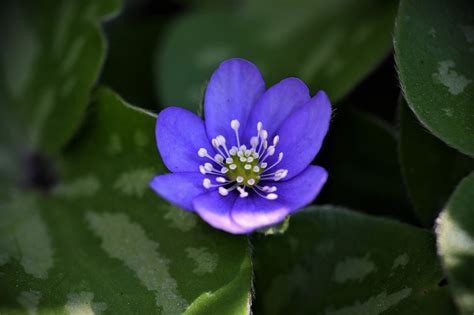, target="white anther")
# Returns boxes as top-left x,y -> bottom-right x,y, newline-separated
266,146 -> 275,156
247,178 -> 256,186
237,186 -> 248,198
247,157 -> 254,163
240,145 -> 247,151
240,156 -> 247,162
215,154 -> 224,163
250,136 -> 259,148
219,187 -> 229,196
253,166 -> 260,172
203,178 -> 212,189
273,135 -> 279,146
244,164 -> 252,170
226,157 -> 234,164
229,164 -> 237,170
266,193 -> 278,200
199,165 -> 206,174
221,167 -> 229,174
278,152 -> 284,161
257,121 -> 263,132
231,119 -> 240,130
204,163 -> 214,171
236,176 -> 244,183
216,177 -> 227,183
198,148 -> 208,157
261,130 -> 268,140
216,135 -> 226,145
260,162 -> 268,168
